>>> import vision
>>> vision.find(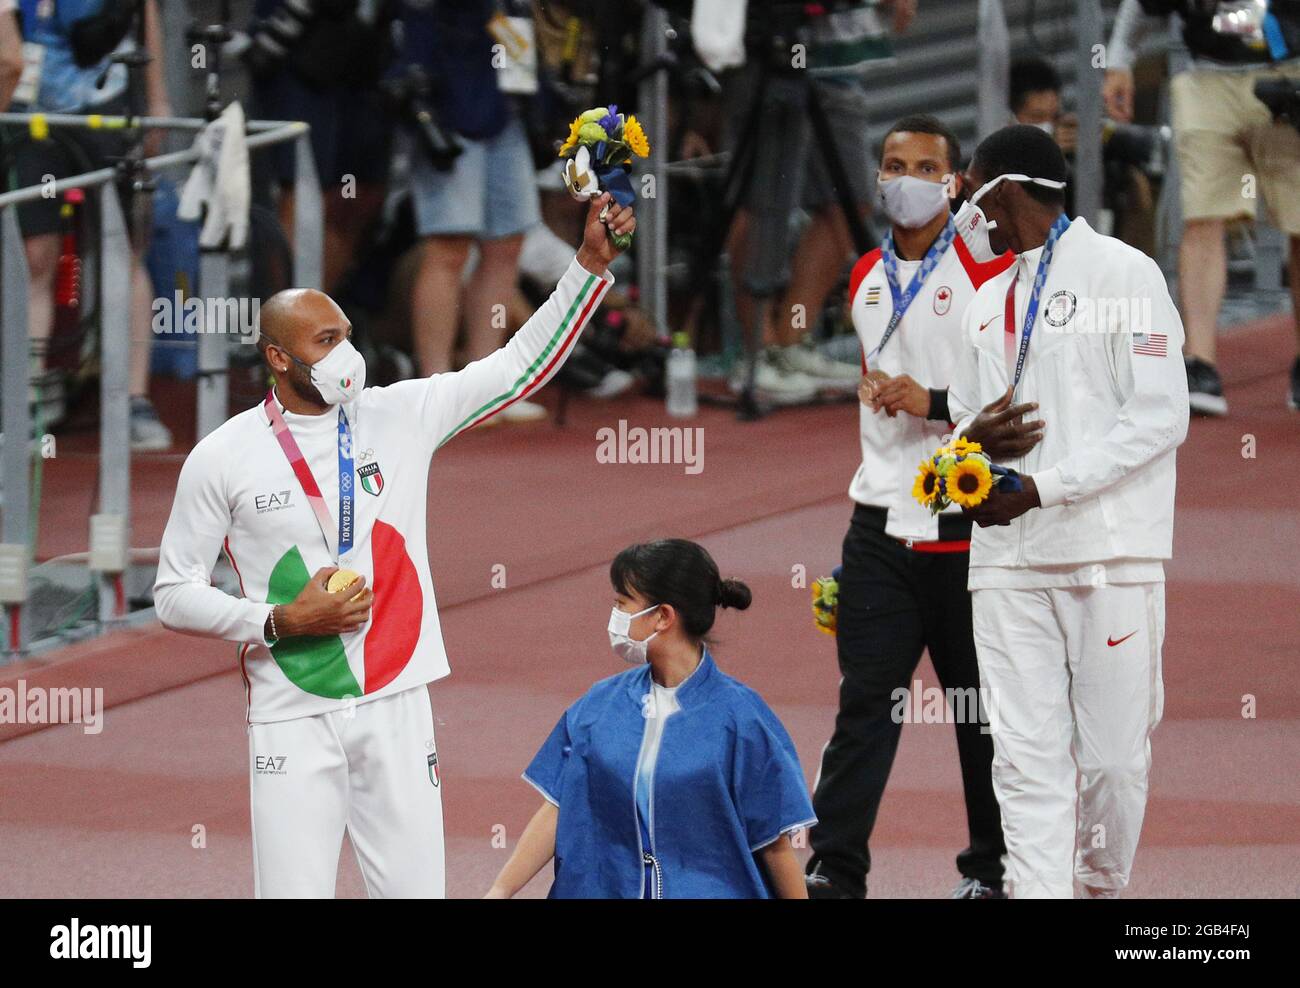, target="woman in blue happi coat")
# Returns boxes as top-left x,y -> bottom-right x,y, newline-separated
486,539 -> 816,899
